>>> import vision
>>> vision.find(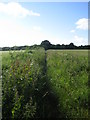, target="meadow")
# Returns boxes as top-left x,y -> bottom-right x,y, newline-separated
47,50 -> 89,118
1,48 -> 89,119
